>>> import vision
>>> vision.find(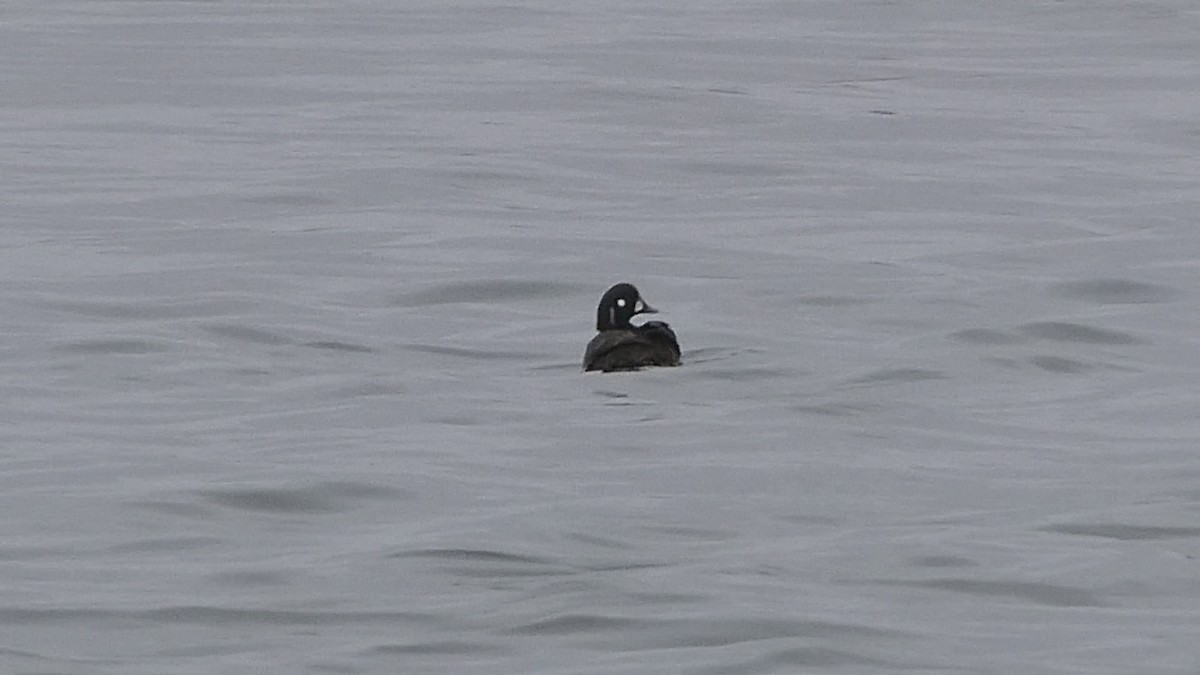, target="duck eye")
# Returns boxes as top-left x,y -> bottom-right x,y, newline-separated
616,298 -> 626,307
